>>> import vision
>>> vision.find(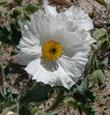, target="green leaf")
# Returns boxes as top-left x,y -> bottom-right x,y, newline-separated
24,4 -> 38,14
90,70 -> 105,86
0,22 -> 22,45
64,96 -> 95,115
72,82 -> 95,103
91,43 -> 98,51
17,18 -> 25,30
93,28 -> 108,40
20,83 -> 51,103
10,9 -> 21,18
100,39 -> 110,51
64,97 -> 75,107
10,23 -> 22,45
0,27 -> 11,44
34,110 -> 47,115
